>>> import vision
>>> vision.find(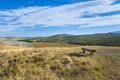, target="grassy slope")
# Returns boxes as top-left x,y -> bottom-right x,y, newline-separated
0,42 -> 26,50
26,33 -> 120,46
0,37 -> 25,41
0,46 -> 120,80
29,42 -> 78,48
